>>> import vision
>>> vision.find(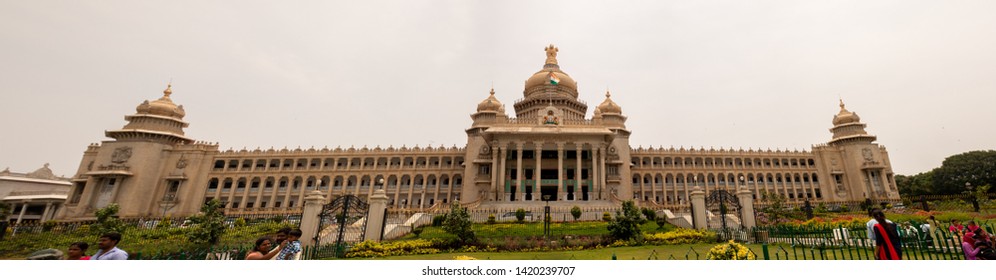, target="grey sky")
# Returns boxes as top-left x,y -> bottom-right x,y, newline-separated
2,1 -> 994,177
